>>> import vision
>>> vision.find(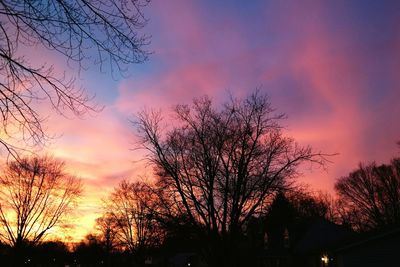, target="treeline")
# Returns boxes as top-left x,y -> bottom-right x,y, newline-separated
0,92 -> 399,267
